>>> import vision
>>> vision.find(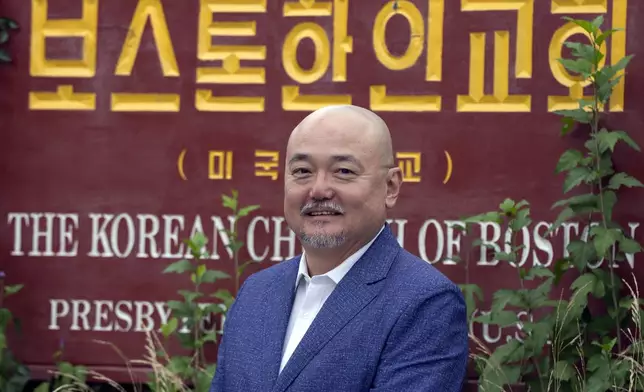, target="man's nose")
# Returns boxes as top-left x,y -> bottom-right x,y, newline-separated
309,171 -> 334,200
